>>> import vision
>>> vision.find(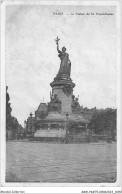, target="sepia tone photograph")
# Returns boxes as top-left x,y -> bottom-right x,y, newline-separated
1,0 -> 121,187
